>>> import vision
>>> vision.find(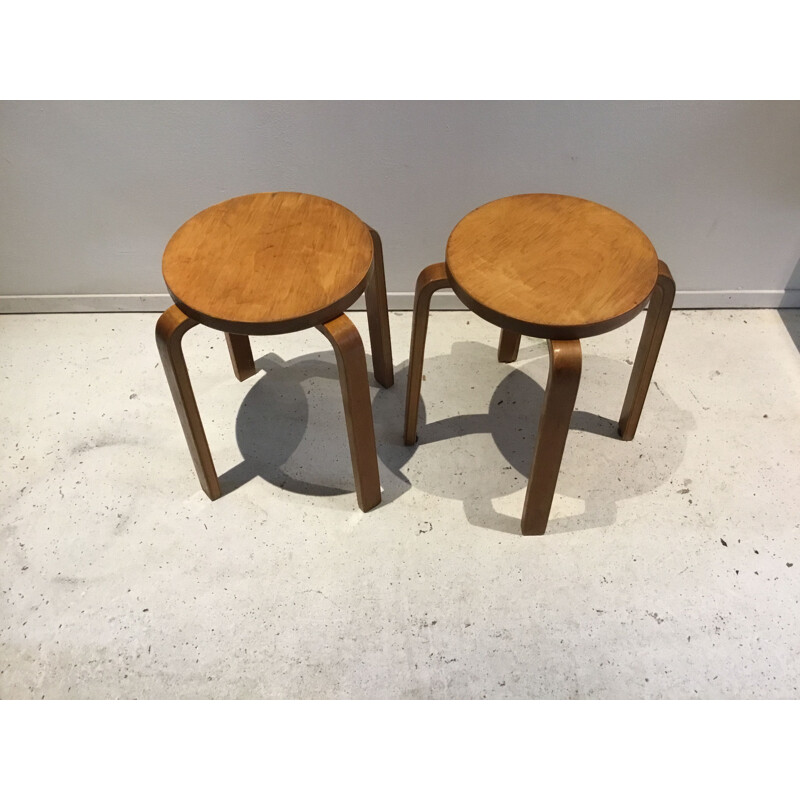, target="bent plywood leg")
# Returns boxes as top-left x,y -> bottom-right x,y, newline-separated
498,329 -> 522,363
225,333 -> 256,381
521,339 -> 582,535
404,263 -> 451,445
364,226 -> 394,389
155,305 -> 221,499
619,261 -> 676,441
317,314 -> 381,511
